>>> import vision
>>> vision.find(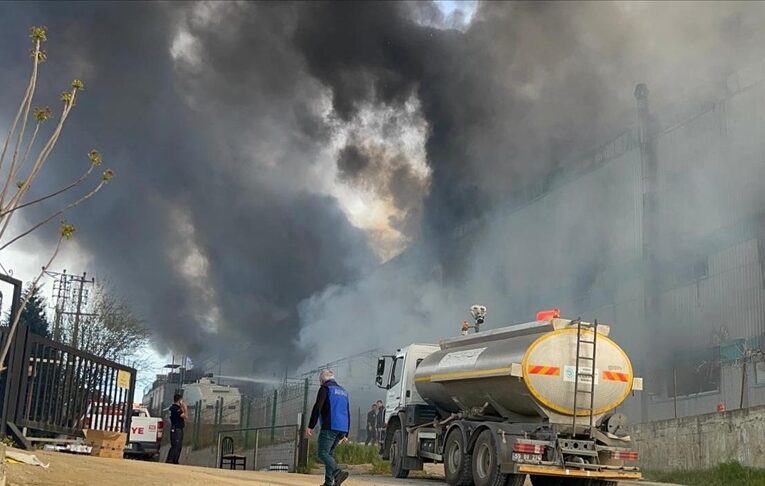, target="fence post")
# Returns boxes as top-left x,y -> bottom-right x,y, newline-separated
254,429 -> 260,470
220,397 -> 225,427
356,406 -> 361,442
298,378 -> 310,468
214,398 -> 220,428
244,398 -> 251,449
270,389 -> 278,442
194,400 -> 201,449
